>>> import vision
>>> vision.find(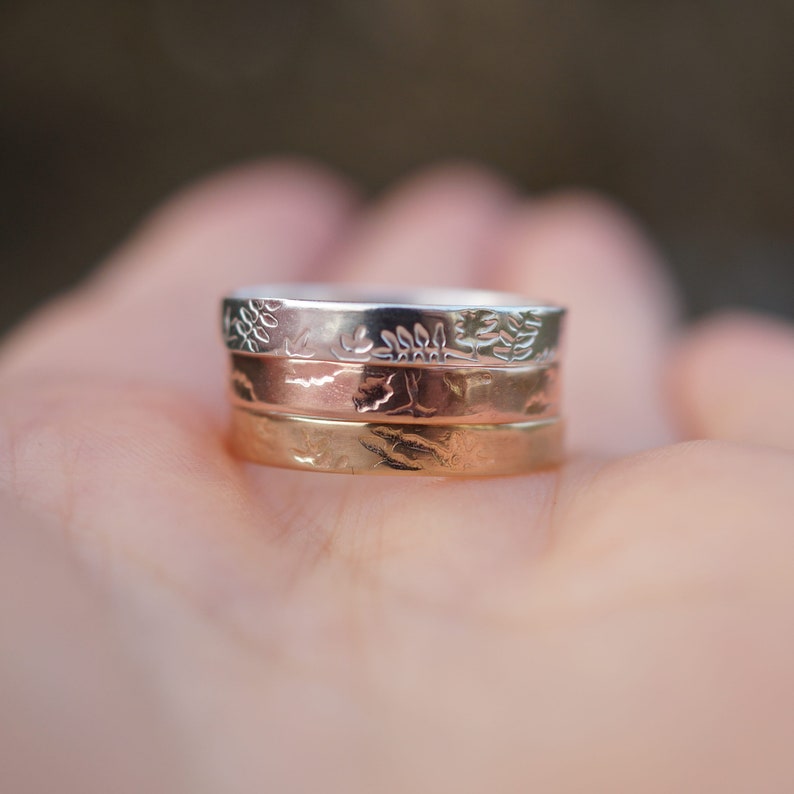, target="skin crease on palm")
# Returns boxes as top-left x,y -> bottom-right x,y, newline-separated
1,162 -> 793,794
